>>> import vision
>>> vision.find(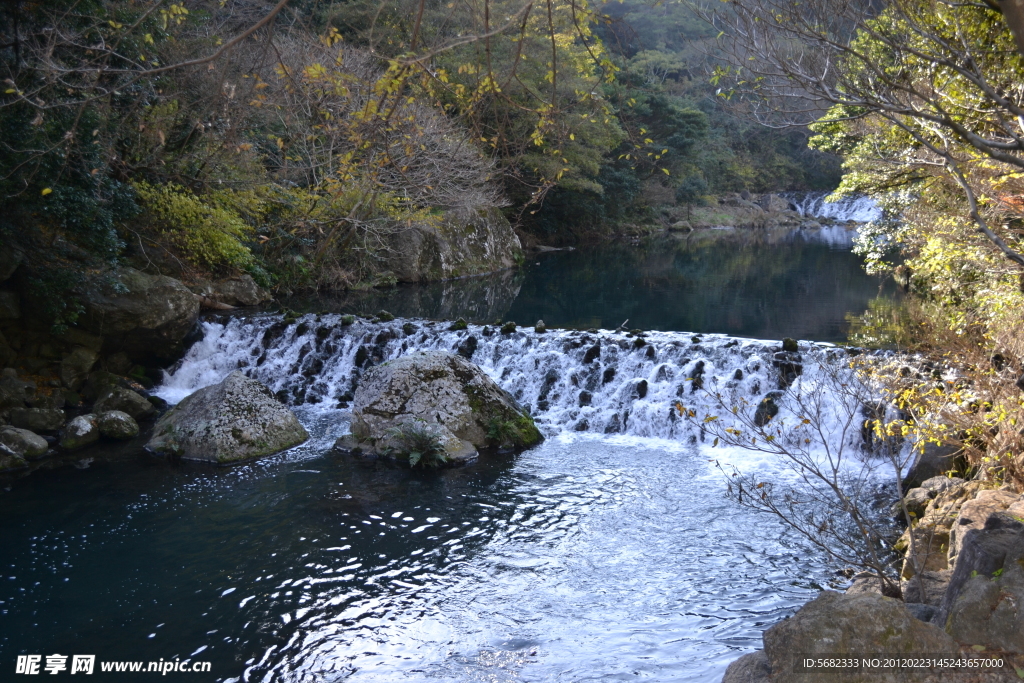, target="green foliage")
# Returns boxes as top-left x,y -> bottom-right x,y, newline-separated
133,182 -> 256,273
387,421 -> 451,469
486,414 -> 543,449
